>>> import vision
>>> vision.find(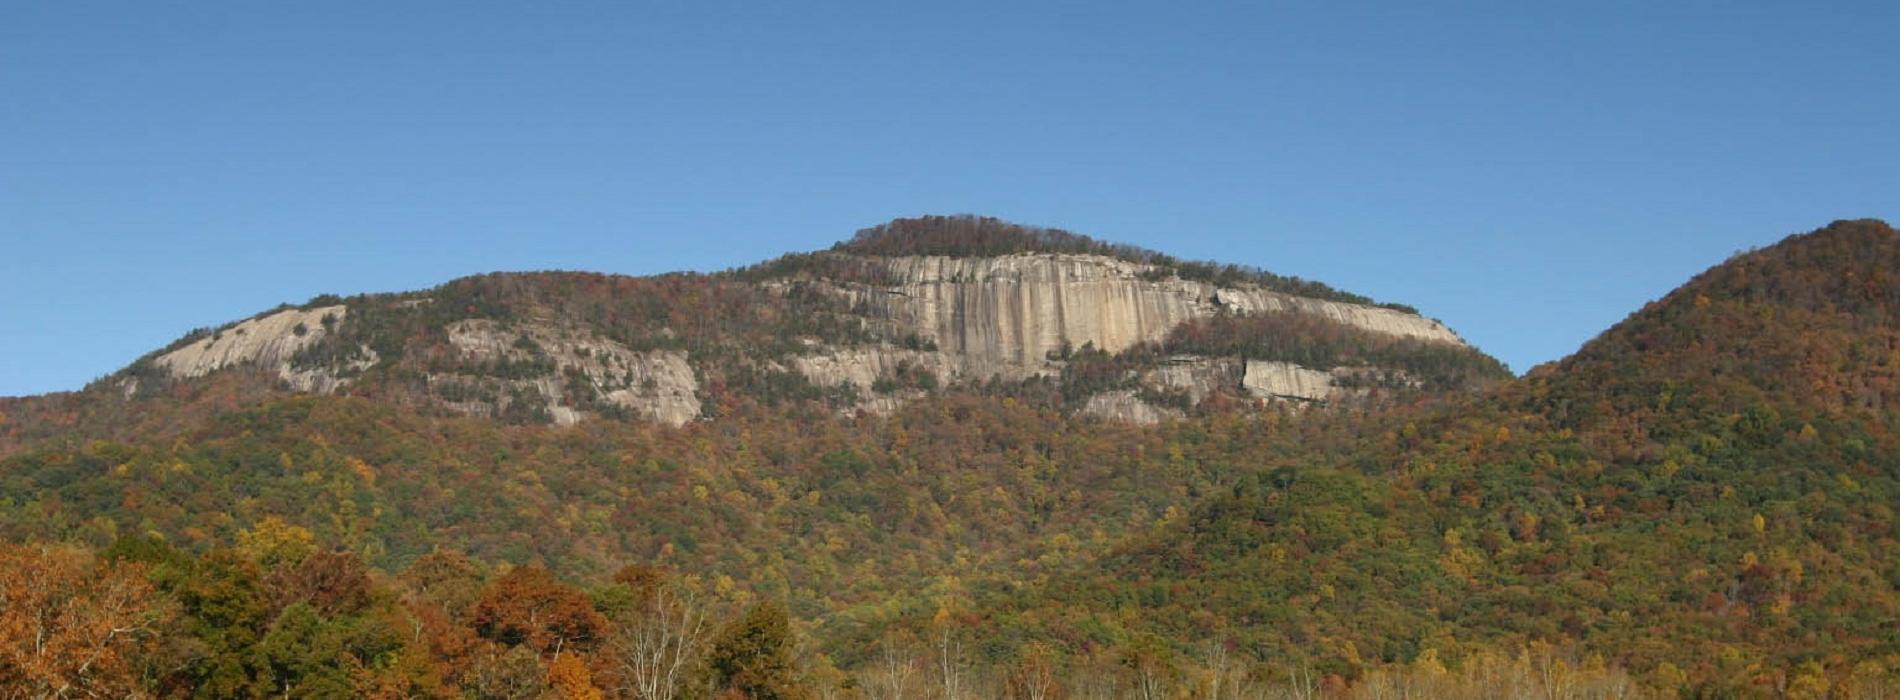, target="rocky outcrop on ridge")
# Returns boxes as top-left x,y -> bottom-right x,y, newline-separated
152,306 -> 378,394
831,253 -> 1462,384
